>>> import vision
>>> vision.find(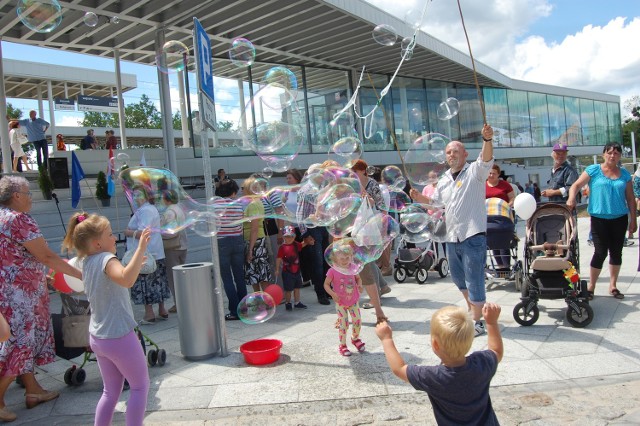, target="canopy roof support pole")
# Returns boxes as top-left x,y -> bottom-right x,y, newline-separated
114,48 -> 128,149
155,28 -> 177,173
47,80 -> 56,153
0,39 -> 12,174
